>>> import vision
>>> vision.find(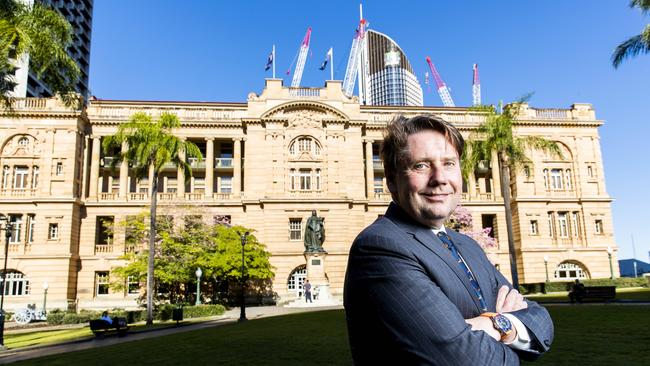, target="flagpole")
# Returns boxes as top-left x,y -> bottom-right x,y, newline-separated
272,44 -> 276,79
330,48 -> 334,80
